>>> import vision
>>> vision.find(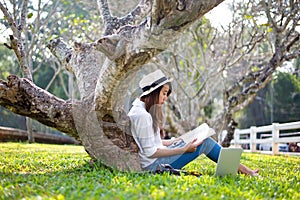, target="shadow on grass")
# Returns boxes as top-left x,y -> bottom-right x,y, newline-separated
0,158 -> 244,199
0,159 -> 153,199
